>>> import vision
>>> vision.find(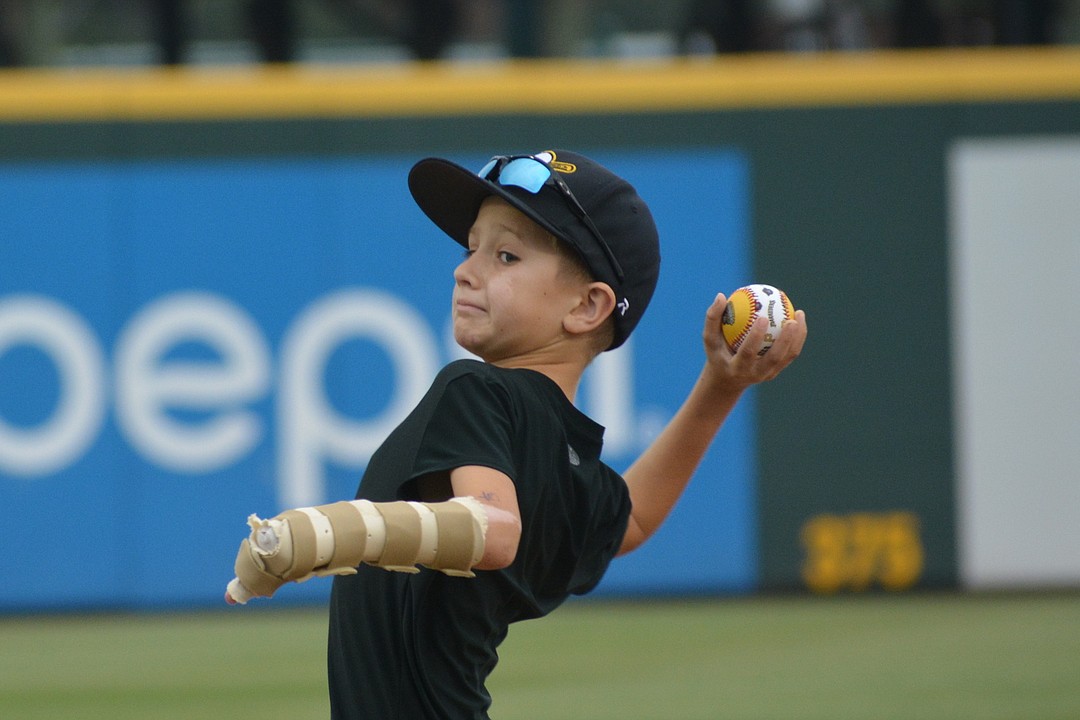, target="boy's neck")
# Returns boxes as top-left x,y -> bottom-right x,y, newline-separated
489,355 -> 589,403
